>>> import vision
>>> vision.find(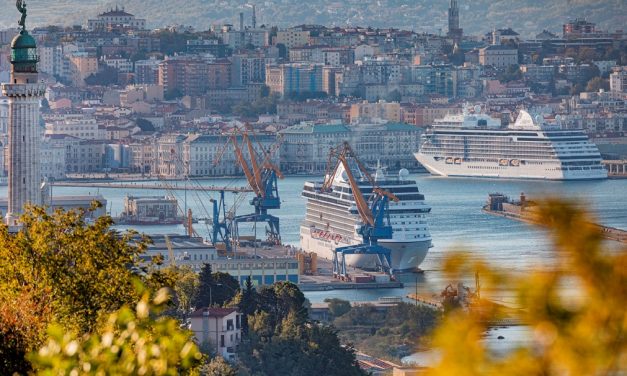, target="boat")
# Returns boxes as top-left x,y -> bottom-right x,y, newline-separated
114,195 -> 186,225
414,105 -> 607,180
300,162 -> 432,271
